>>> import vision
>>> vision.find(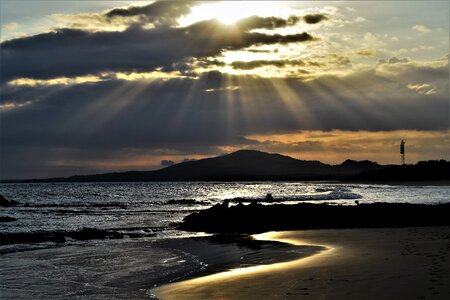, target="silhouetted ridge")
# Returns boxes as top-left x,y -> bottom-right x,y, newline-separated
7,150 -> 391,182
155,150 -> 333,180
340,159 -> 380,168
337,159 -> 384,174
